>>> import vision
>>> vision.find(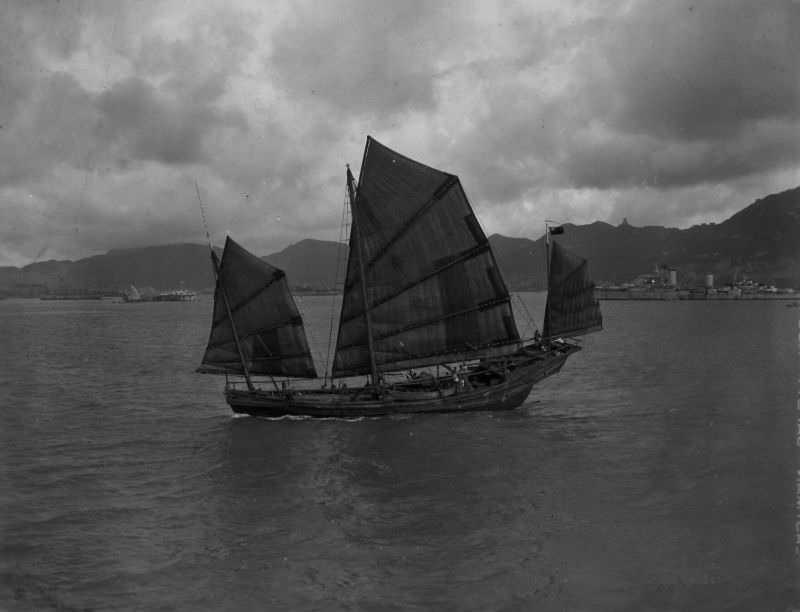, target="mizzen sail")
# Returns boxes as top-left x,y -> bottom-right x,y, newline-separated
200,236 -> 317,378
543,241 -> 603,339
332,136 -> 520,377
